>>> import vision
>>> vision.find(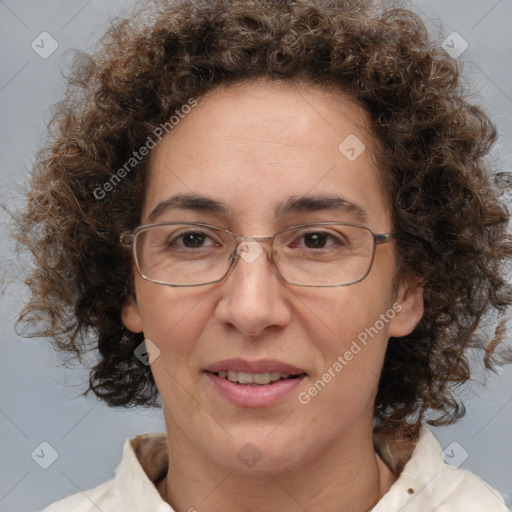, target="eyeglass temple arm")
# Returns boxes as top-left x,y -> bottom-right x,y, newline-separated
375,233 -> 393,245
120,233 -> 134,245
